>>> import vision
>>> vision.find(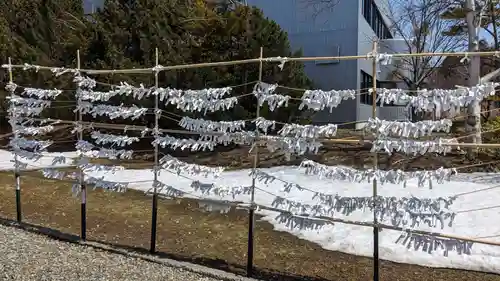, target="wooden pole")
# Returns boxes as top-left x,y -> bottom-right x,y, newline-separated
76,50 -> 87,241
6,50 -> 500,75
247,46 -> 264,278
371,40 -> 380,281
8,58 -> 22,223
150,47 -> 160,254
